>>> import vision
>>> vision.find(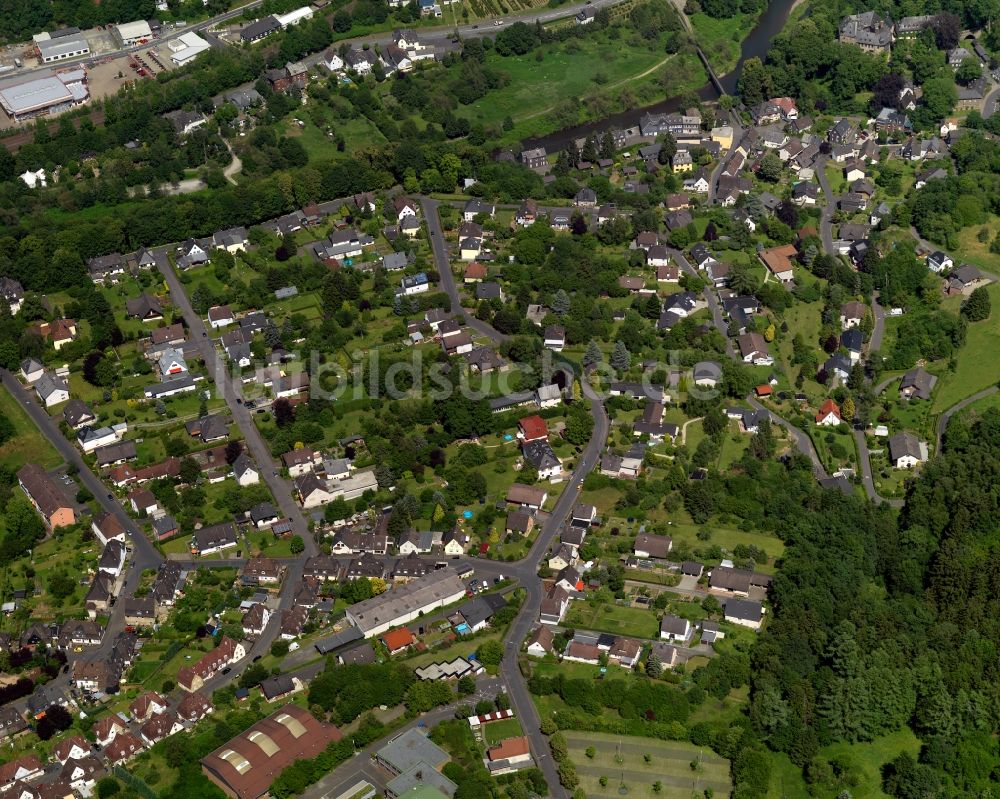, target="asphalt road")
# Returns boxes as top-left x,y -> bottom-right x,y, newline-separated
851,429 -> 903,508
868,292 -> 886,354
17,0 -> 266,79
421,197 -> 613,798
670,246 -> 735,358
421,196 -> 511,344
814,155 -> 836,256
1,368 -> 165,712
153,249 -> 315,557
301,675 -> 503,799
984,86 -> 1000,119
747,397 -> 828,478
934,385 -> 998,452
0,369 -> 163,572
